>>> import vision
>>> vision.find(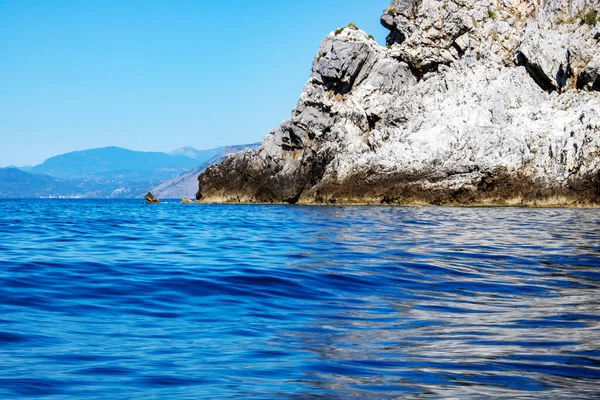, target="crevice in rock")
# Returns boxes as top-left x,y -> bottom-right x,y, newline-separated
391,57 -> 424,81
321,78 -> 352,95
289,131 -> 303,148
385,30 -> 406,47
576,64 -> 600,91
576,75 -> 600,91
516,52 -> 556,92
556,65 -> 568,90
303,101 -> 332,114
321,55 -> 368,95
451,41 -> 465,59
284,191 -> 302,204
556,51 -> 572,91
367,114 -> 381,131
281,144 -> 300,152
